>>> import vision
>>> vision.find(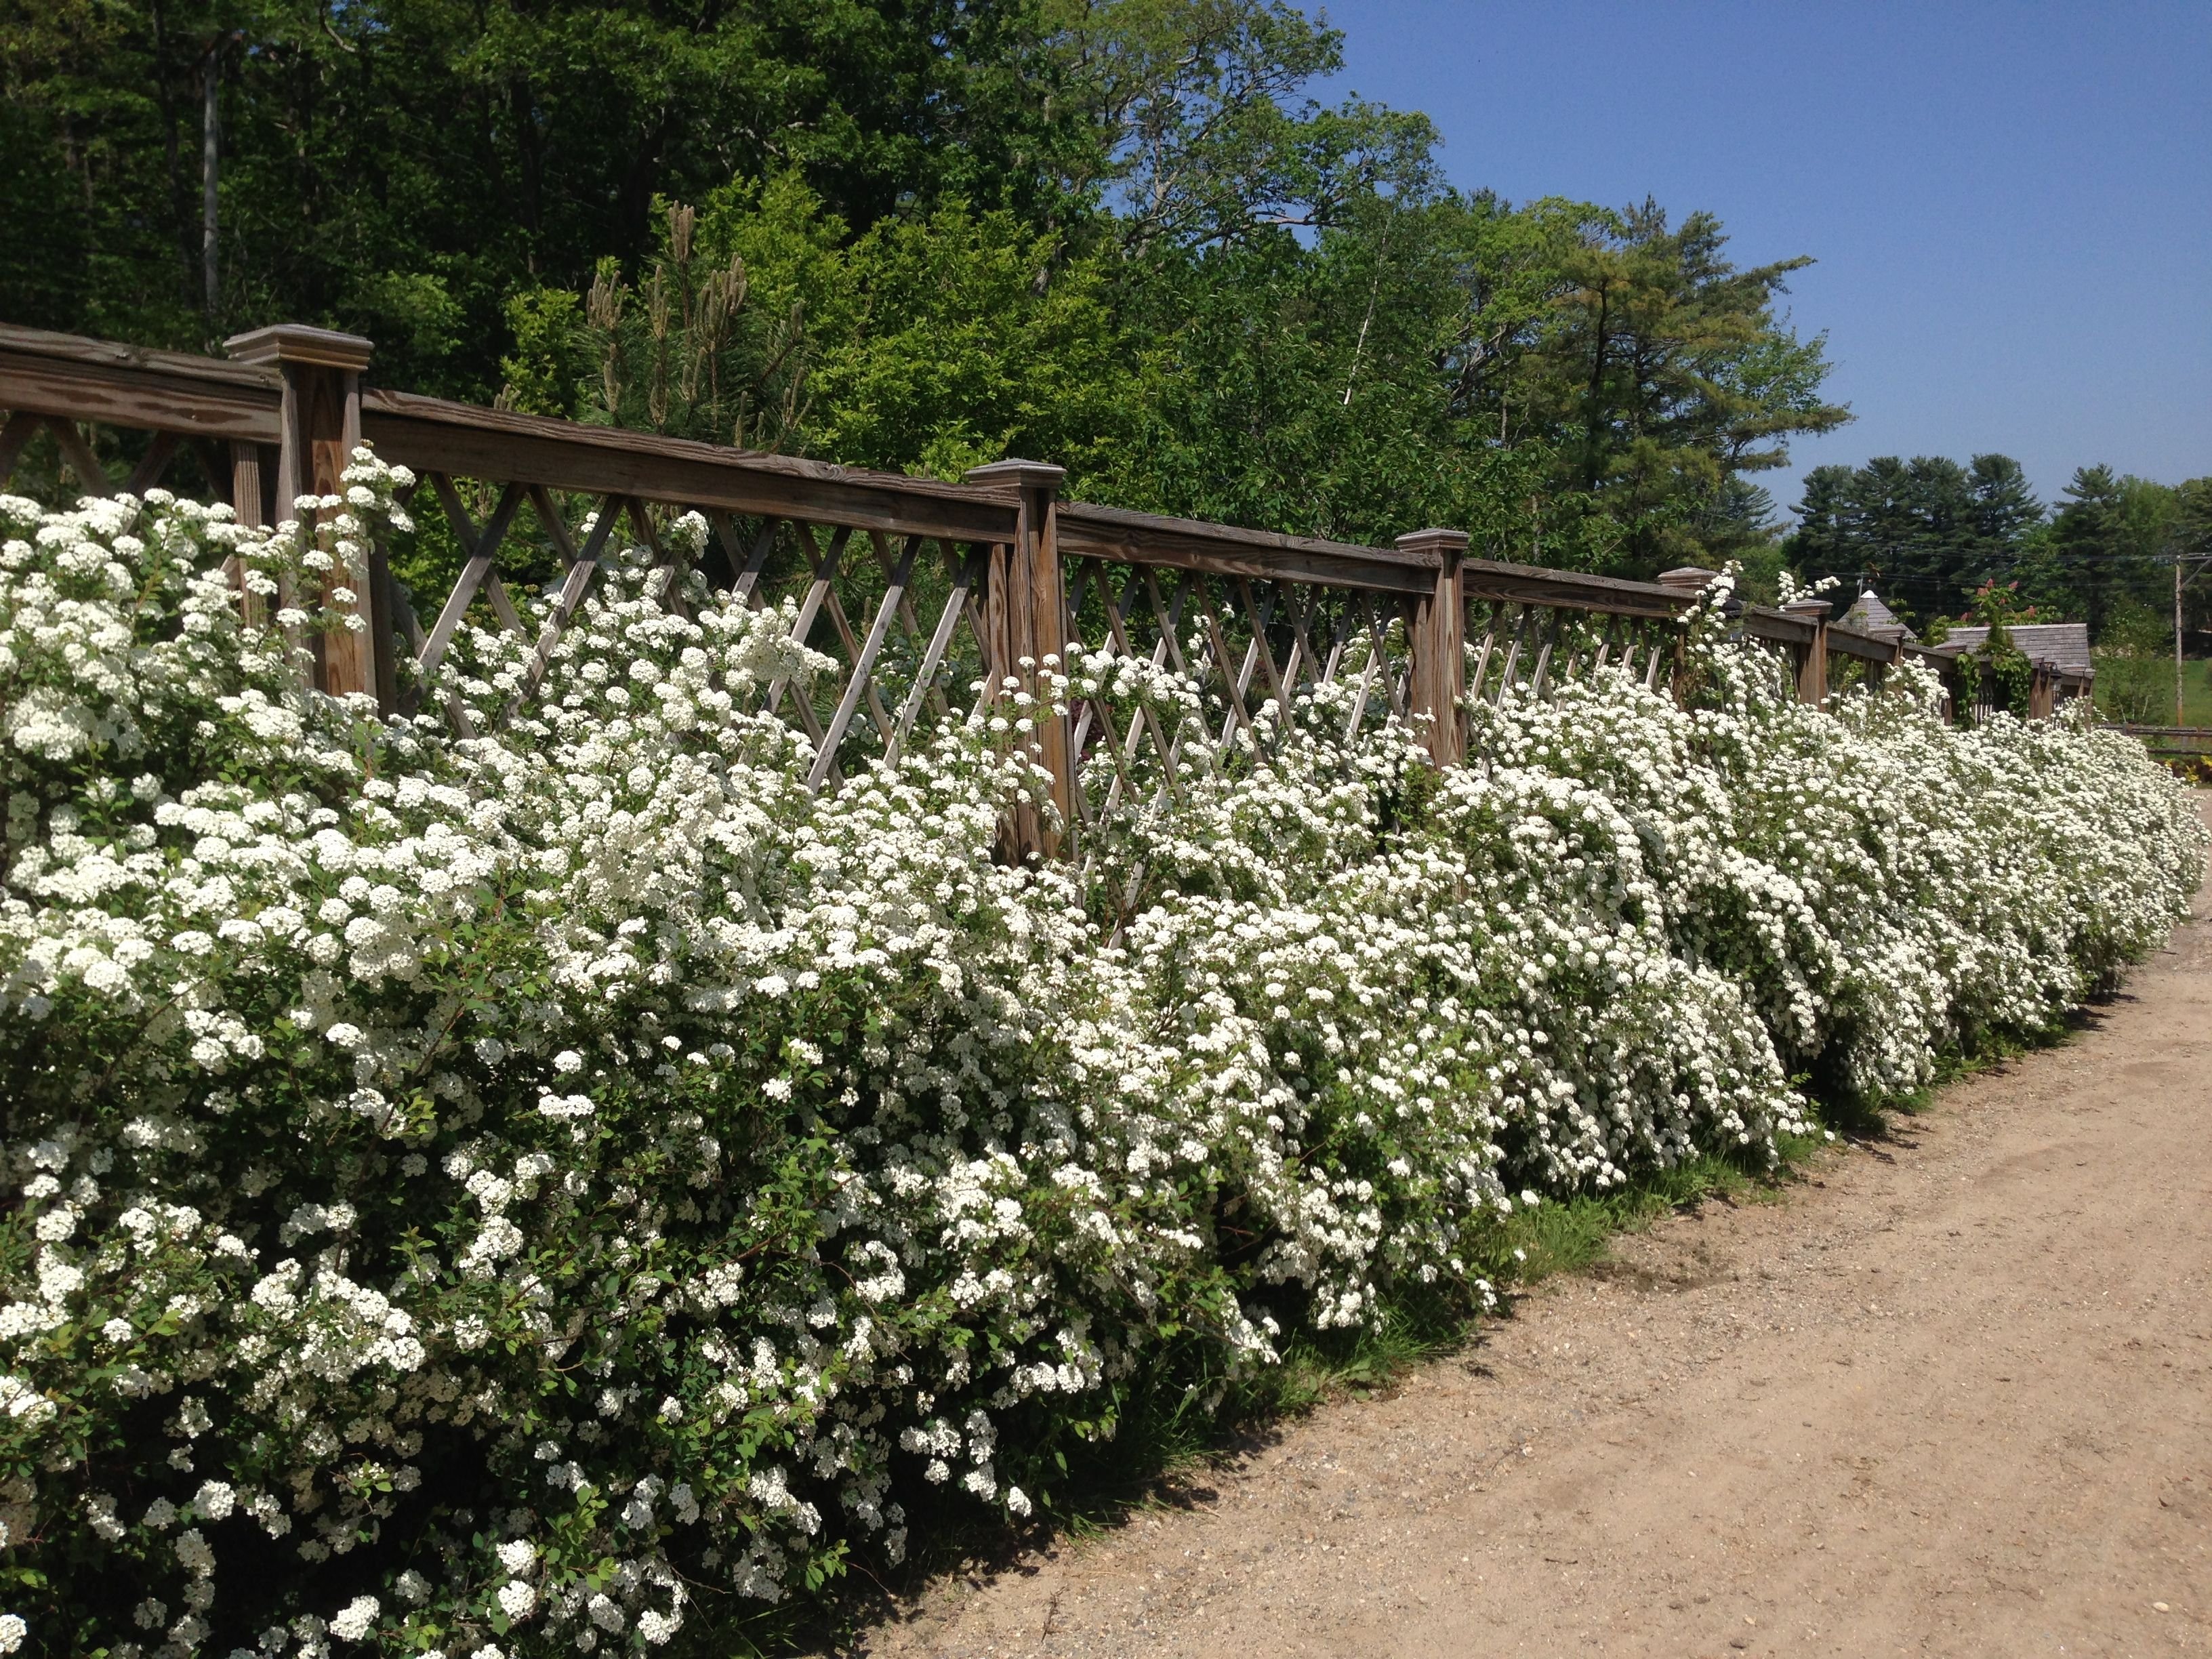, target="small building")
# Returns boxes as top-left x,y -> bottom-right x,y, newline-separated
1832,590 -> 2092,718
1839,589 -> 1913,640
1933,621 -> 2094,718
1935,621 -> 2093,680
